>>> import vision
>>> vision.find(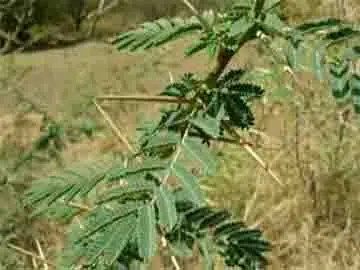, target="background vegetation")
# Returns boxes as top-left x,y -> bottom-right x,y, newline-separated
0,0 -> 360,269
